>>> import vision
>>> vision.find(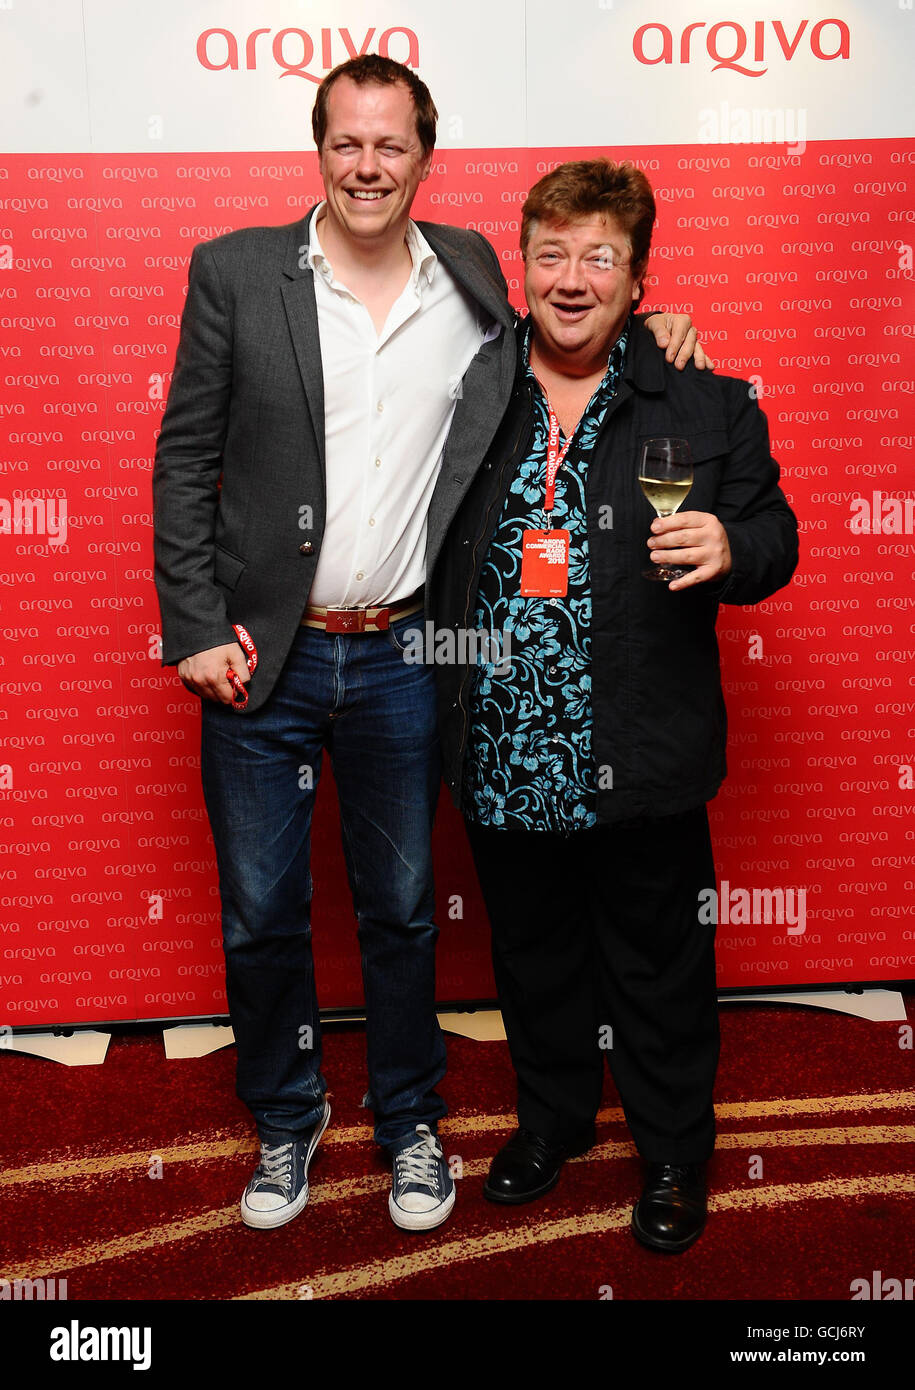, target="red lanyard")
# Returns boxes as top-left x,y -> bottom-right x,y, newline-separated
226,623 -> 257,710
542,397 -> 573,515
